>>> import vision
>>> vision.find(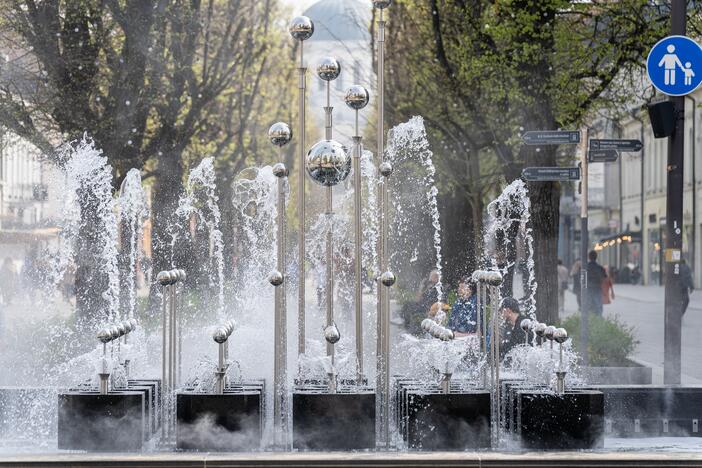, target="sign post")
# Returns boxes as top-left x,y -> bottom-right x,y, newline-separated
521,167 -> 581,182
645,2 -> 700,384
588,149 -> 619,163
589,139 -> 643,152
522,130 -> 581,146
